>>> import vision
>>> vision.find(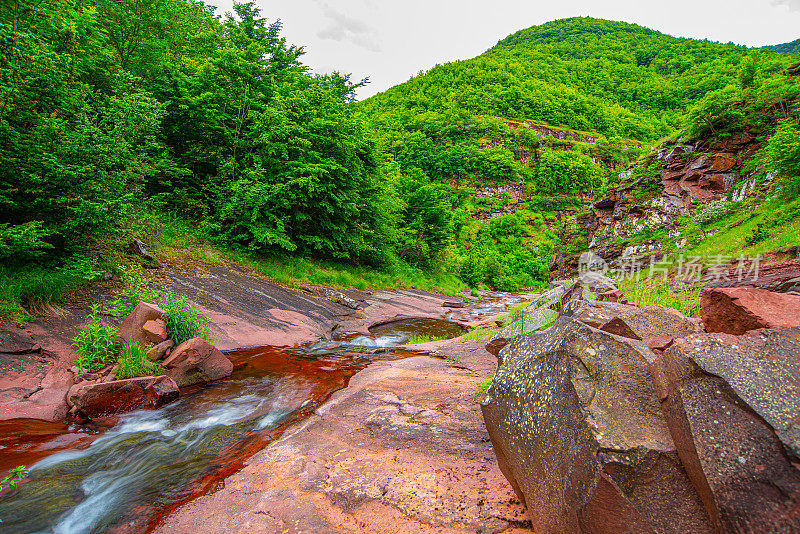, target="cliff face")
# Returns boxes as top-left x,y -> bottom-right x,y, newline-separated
552,130 -> 770,276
